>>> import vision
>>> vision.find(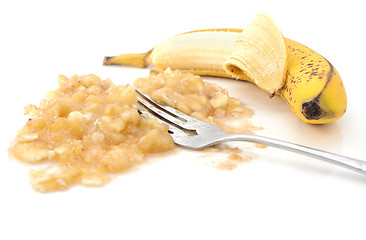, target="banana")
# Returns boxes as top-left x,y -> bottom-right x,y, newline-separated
103,17 -> 347,124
